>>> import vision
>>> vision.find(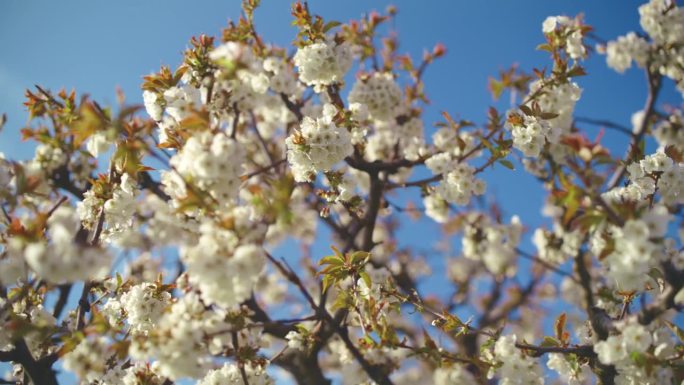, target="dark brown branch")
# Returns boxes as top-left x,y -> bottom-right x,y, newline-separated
241,296 -> 329,385
280,93 -> 303,122
0,350 -> 16,362
52,165 -> 87,199
264,252 -> 395,385
574,250 -> 617,385
138,171 -> 170,201
75,281 -> 92,331
4,340 -> 59,385
325,84 -> 345,110
231,103 -> 240,139
574,251 -> 604,337
243,296 -> 294,339
592,194 -> 625,226
46,196 -> 68,218
362,173 -> 383,252
52,284 -> 72,319
232,331 -> 250,385
345,155 -> 421,175
242,159 -> 287,181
